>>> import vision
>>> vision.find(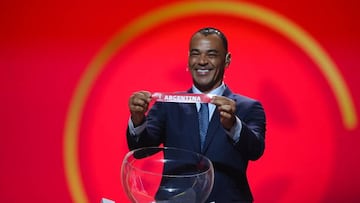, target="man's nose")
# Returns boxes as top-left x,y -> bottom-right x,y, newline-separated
198,54 -> 208,65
